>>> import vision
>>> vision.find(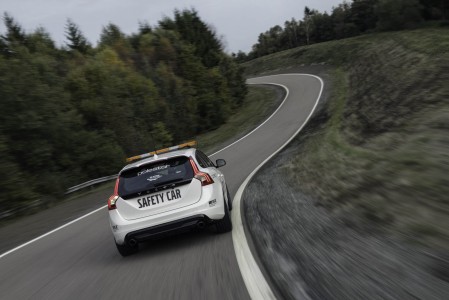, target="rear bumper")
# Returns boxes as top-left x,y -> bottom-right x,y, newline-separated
109,184 -> 226,245
125,215 -> 212,243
